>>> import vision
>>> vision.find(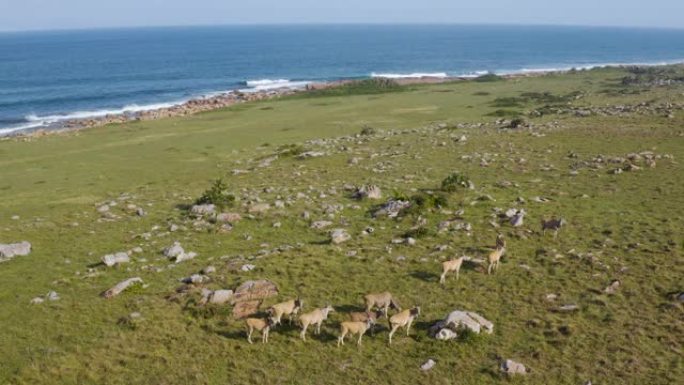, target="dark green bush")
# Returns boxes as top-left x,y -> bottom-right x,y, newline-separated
277,144 -> 309,157
403,226 -> 433,239
195,179 -> 236,210
360,125 -> 377,136
487,109 -> 521,117
474,73 -> 503,82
